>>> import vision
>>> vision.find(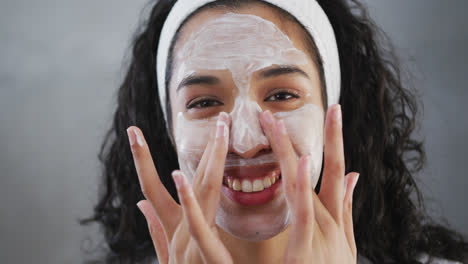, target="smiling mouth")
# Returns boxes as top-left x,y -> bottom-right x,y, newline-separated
223,169 -> 281,192
221,163 -> 283,206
